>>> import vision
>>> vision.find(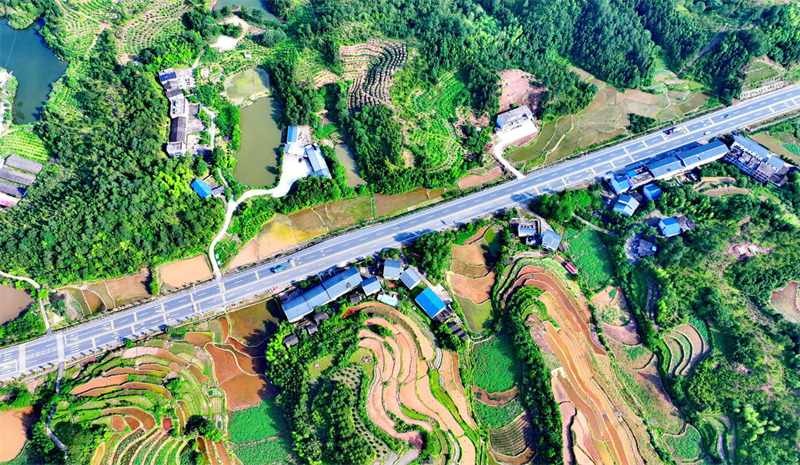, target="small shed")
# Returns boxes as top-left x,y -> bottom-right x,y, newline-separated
378,293 -> 398,307
383,259 -> 402,280
415,288 -> 446,318
658,217 -> 682,237
287,126 -> 299,144
283,334 -> 299,348
642,184 -> 662,201
349,293 -> 363,305
540,230 -> 562,251
191,179 -> 212,199
306,323 -> 318,335
564,262 -> 578,274
361,277 -> 381,296
5,155 -> 43,174
400,268 -> 423,289
312,312 -> 329,324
